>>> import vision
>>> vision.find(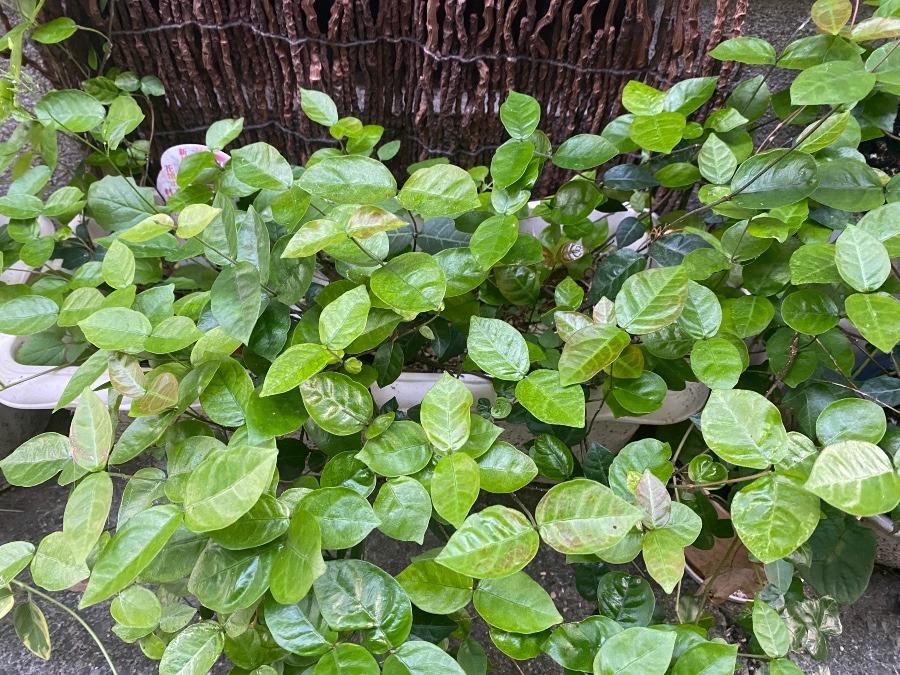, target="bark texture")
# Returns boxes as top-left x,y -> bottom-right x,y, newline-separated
6,0 -> 749,186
